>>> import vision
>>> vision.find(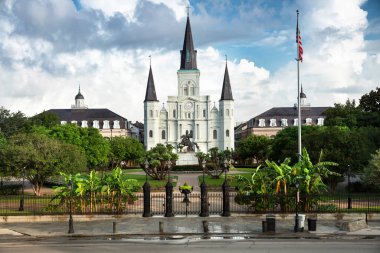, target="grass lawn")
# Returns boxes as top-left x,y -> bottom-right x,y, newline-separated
122,168 -> 144,173
125,173 -> 177,188
231,167 -> 257,173
197,173 -> 252,187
